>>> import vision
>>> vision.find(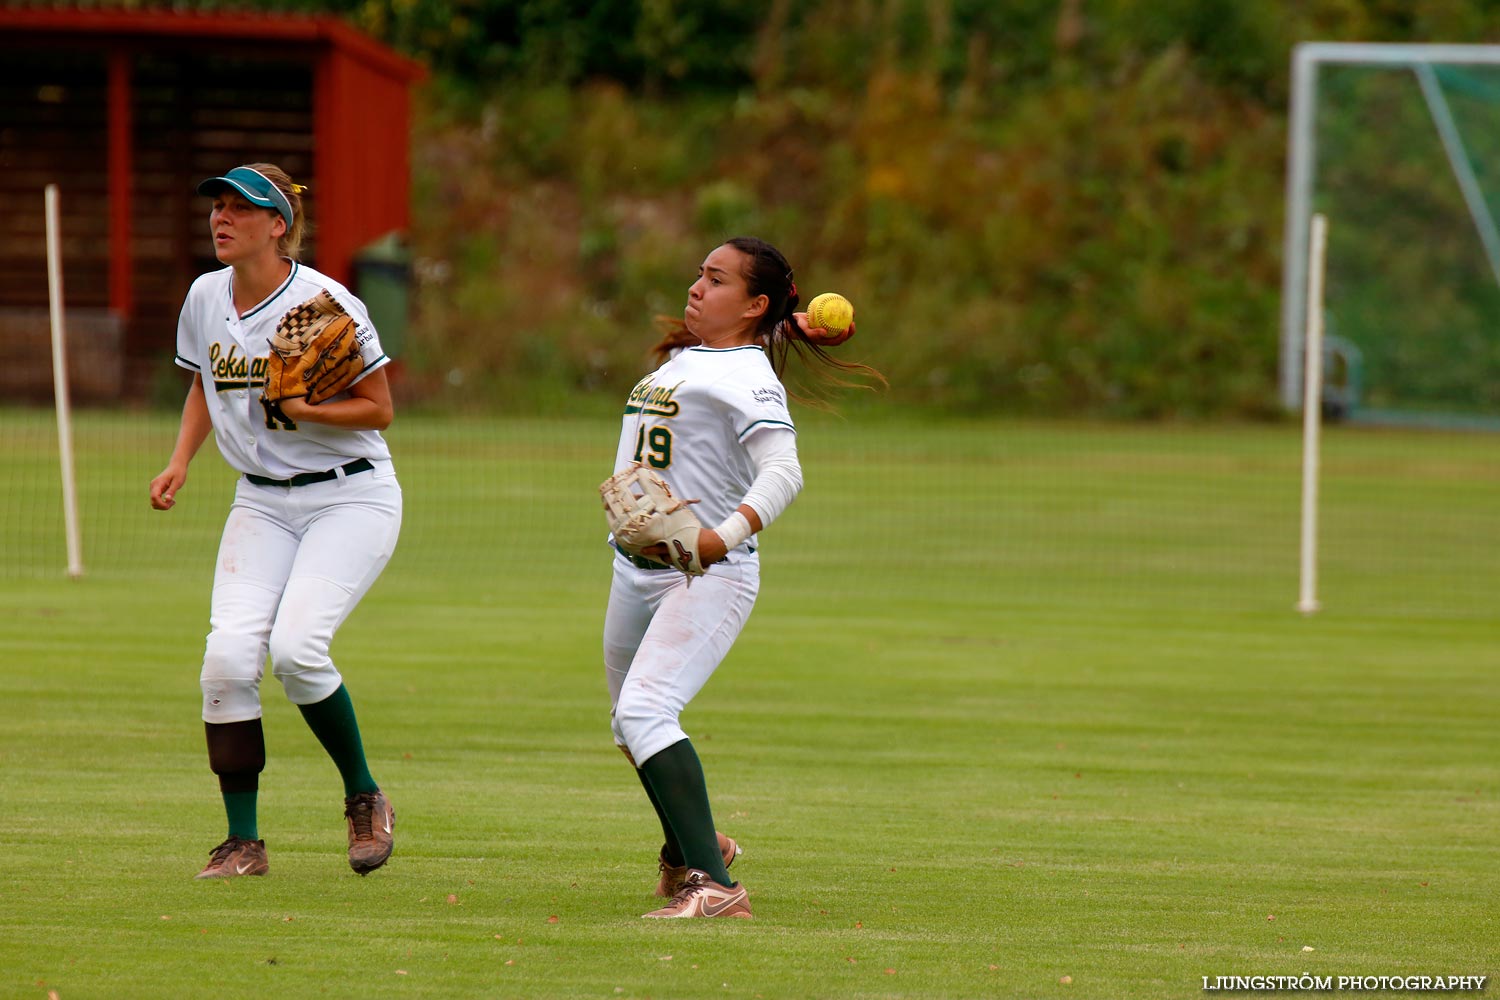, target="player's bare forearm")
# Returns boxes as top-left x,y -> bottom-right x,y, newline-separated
695,532 -> 727,565
279,396 -> 390,429
697,506 -> 762,566
151,375 -> 212,510
739,504 -> 764,533
279,369 -> 394,430
173,374 -> 214,458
